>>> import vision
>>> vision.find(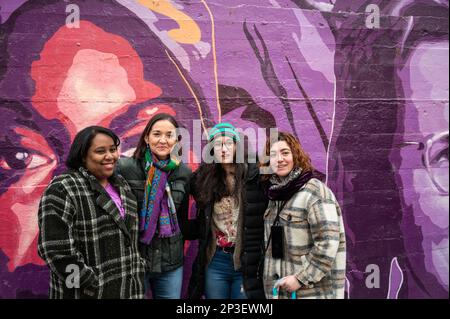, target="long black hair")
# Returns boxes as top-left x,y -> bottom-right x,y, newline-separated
193,132 -> 249,208
133,113 -> 180,160
66,126 -> 120,170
